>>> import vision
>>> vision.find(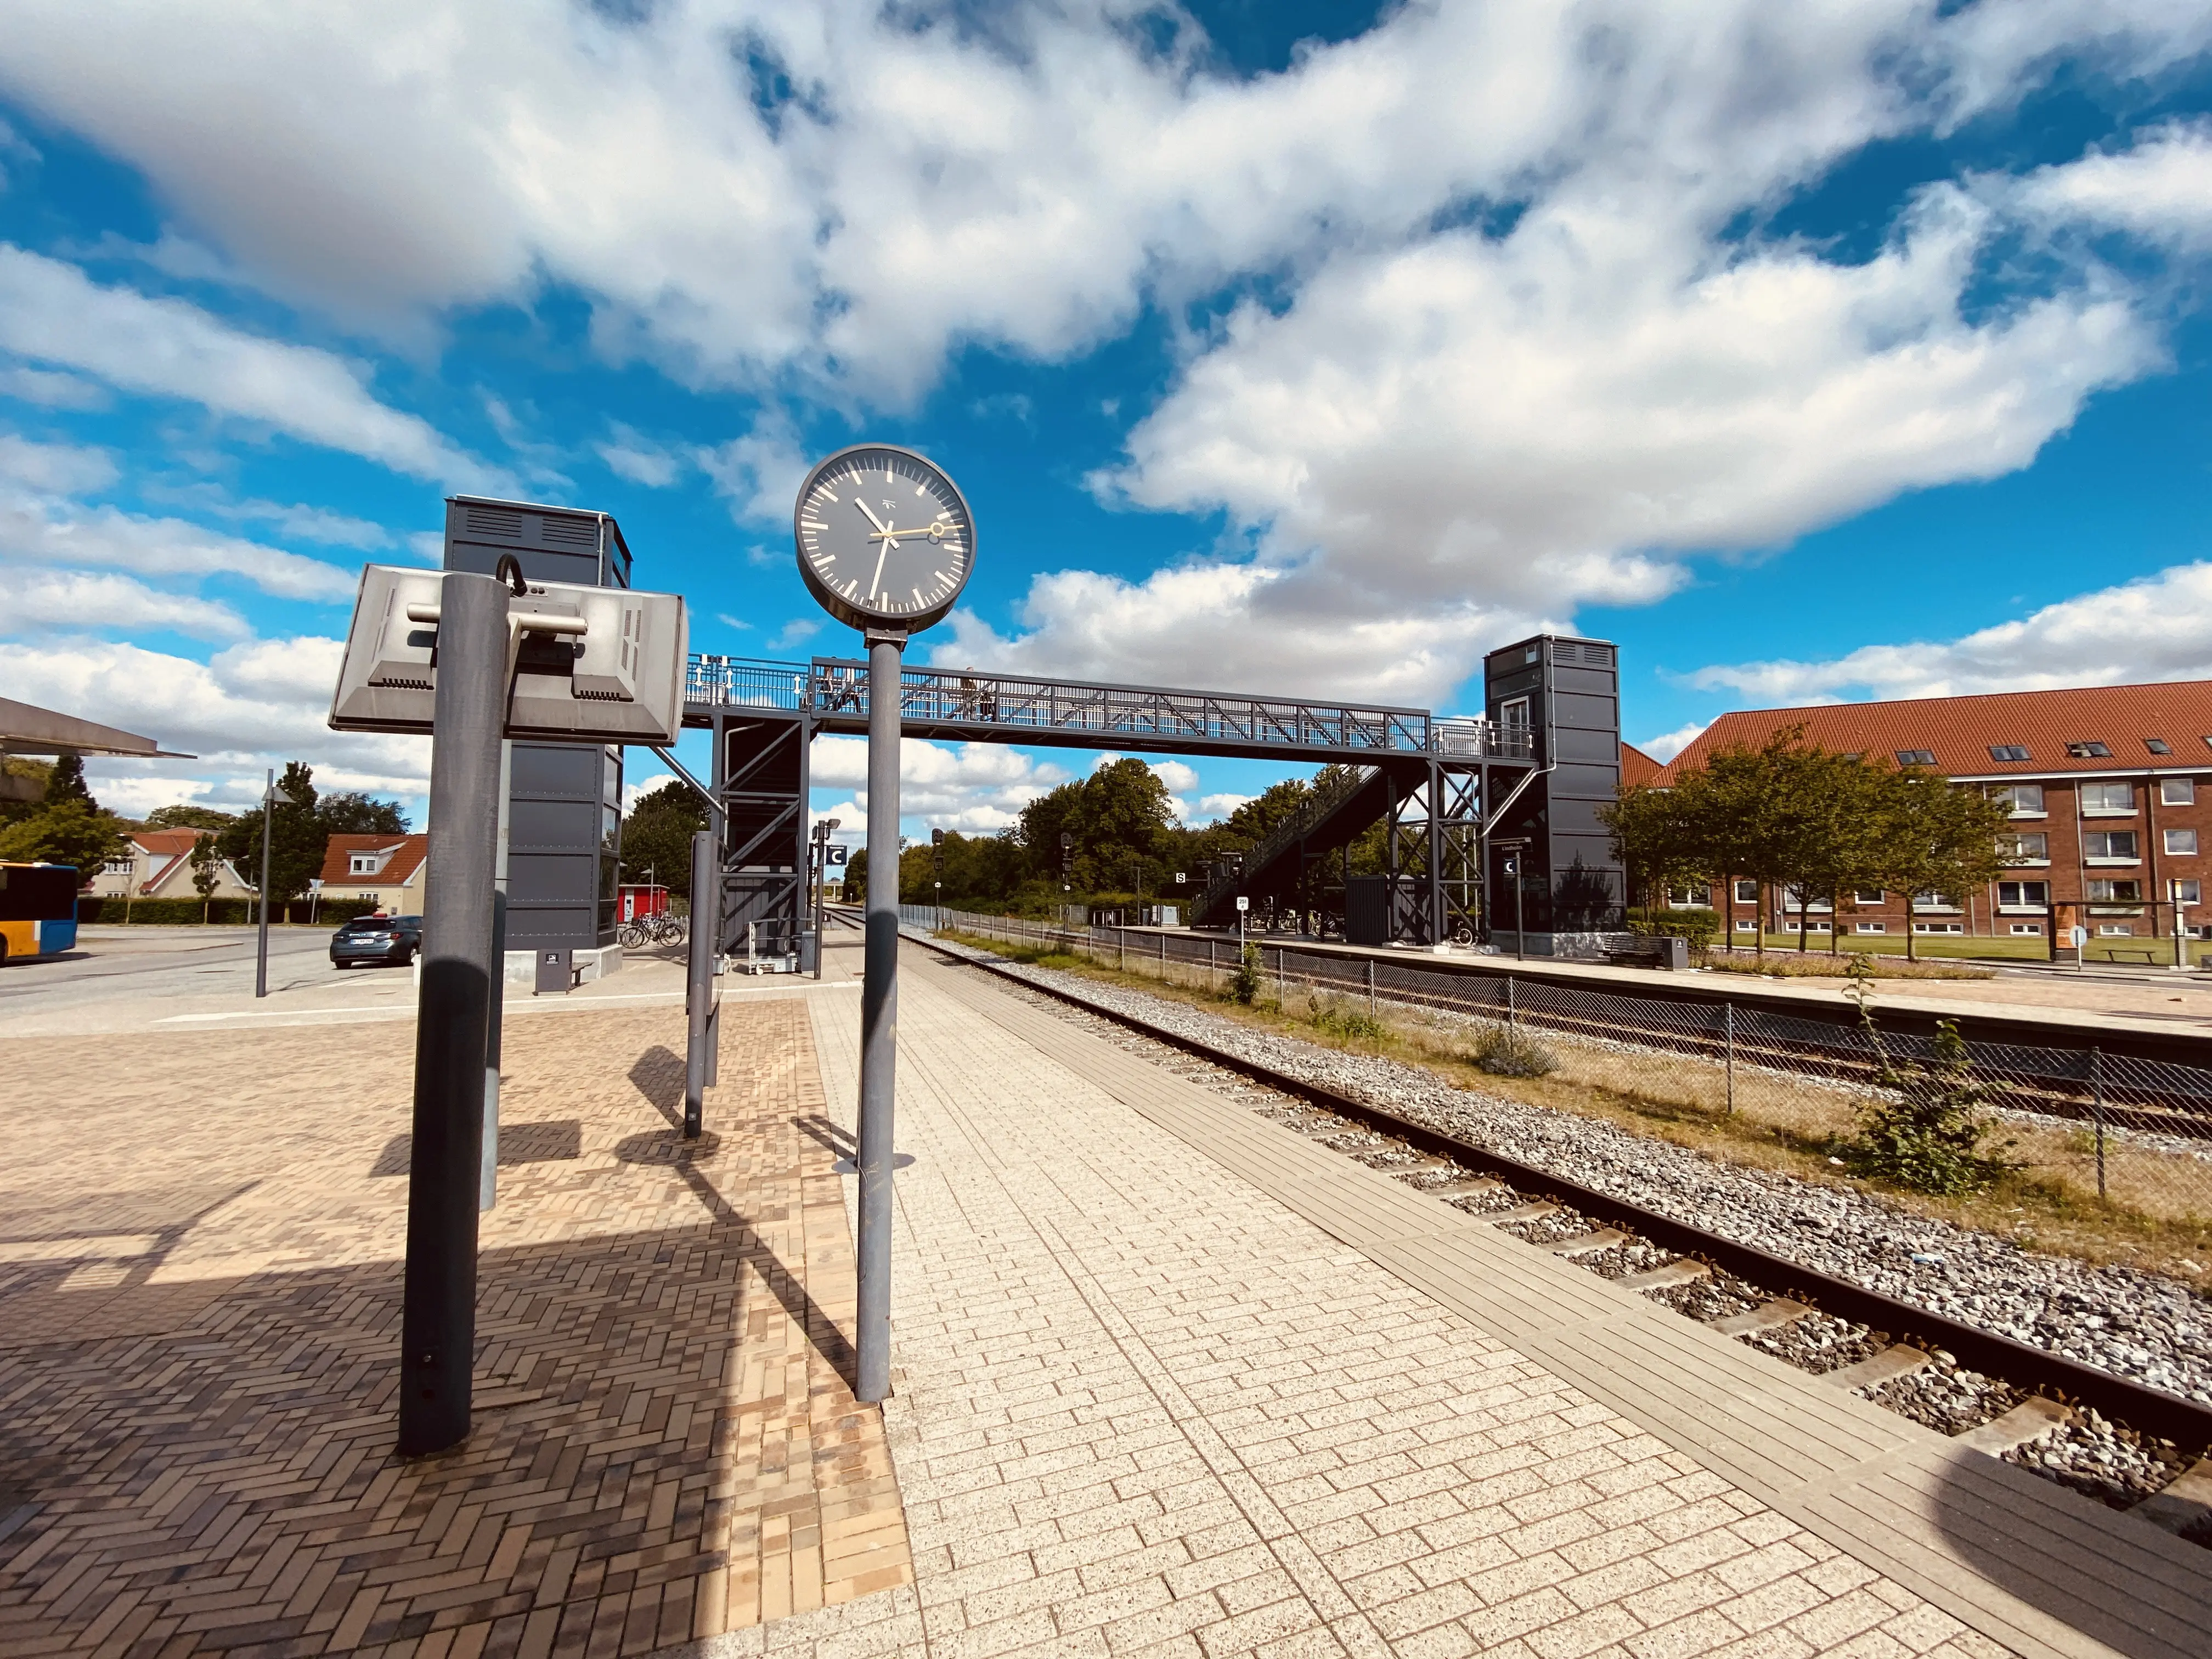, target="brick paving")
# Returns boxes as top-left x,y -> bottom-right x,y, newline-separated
741,953 -> 2016,1659
0,996 -> 910,1658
